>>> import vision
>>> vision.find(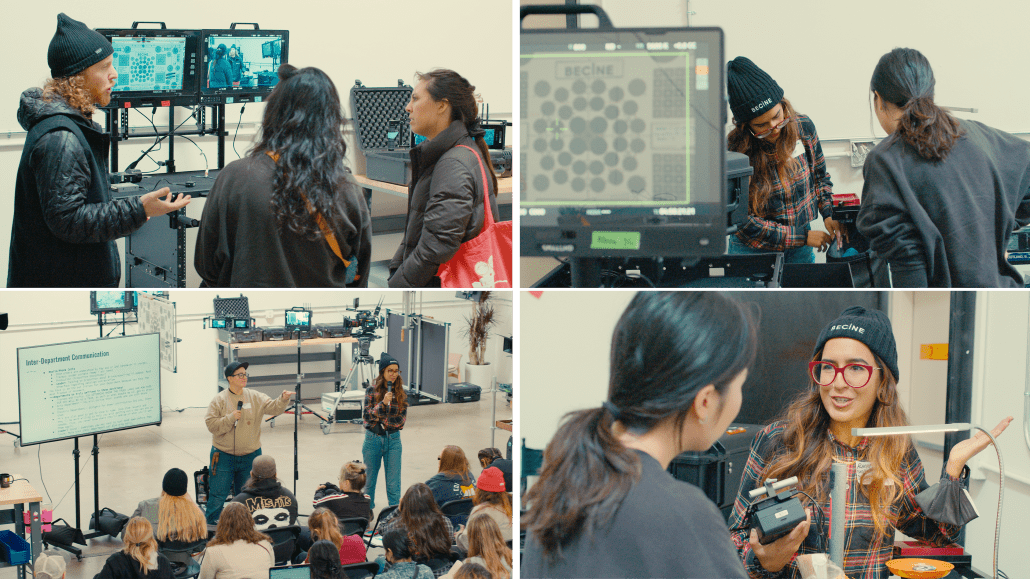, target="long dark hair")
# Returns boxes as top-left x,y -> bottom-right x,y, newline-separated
416,69 -> 499,199
373,367 -> 407,412
309,539 -> 348,579
727,98 -> 803,214
252,64 -> 350,241
763,350 -> 907,538
870,47 -> 963,162
522,292 -> 758,563
397,483 -> 451,560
